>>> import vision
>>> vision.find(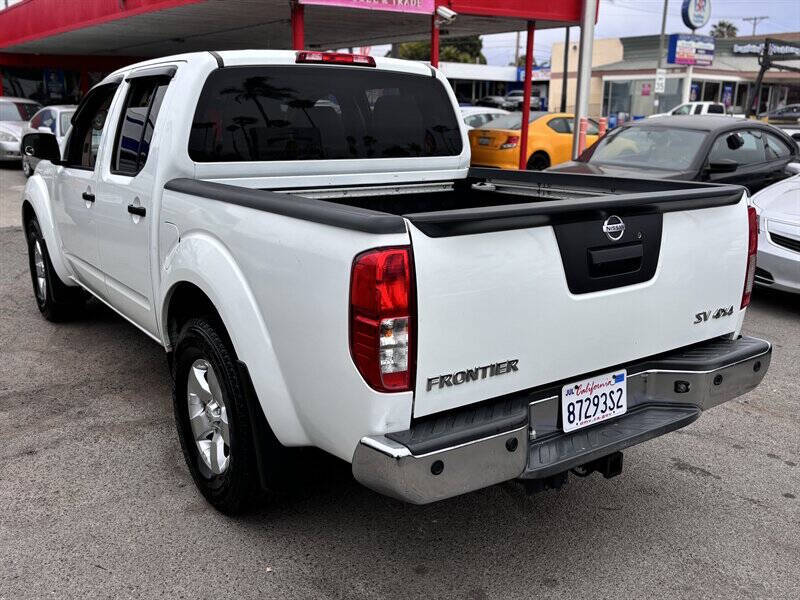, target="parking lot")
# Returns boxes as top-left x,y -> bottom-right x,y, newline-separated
0,162 -> 798,600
